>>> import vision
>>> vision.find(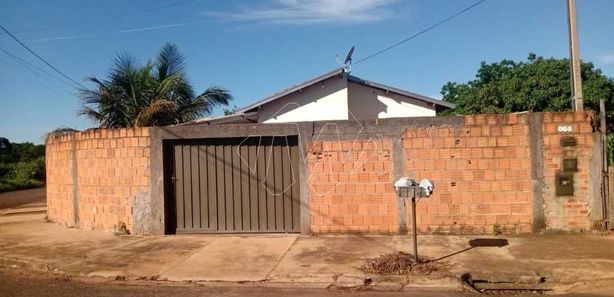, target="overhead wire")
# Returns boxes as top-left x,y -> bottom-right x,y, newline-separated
0,24 -> 85,89
2,0 -> 490,91
0,0 -> 203,93
353,0 -> 489,65
0,47 -> 74,88
0,47 -> 75,96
